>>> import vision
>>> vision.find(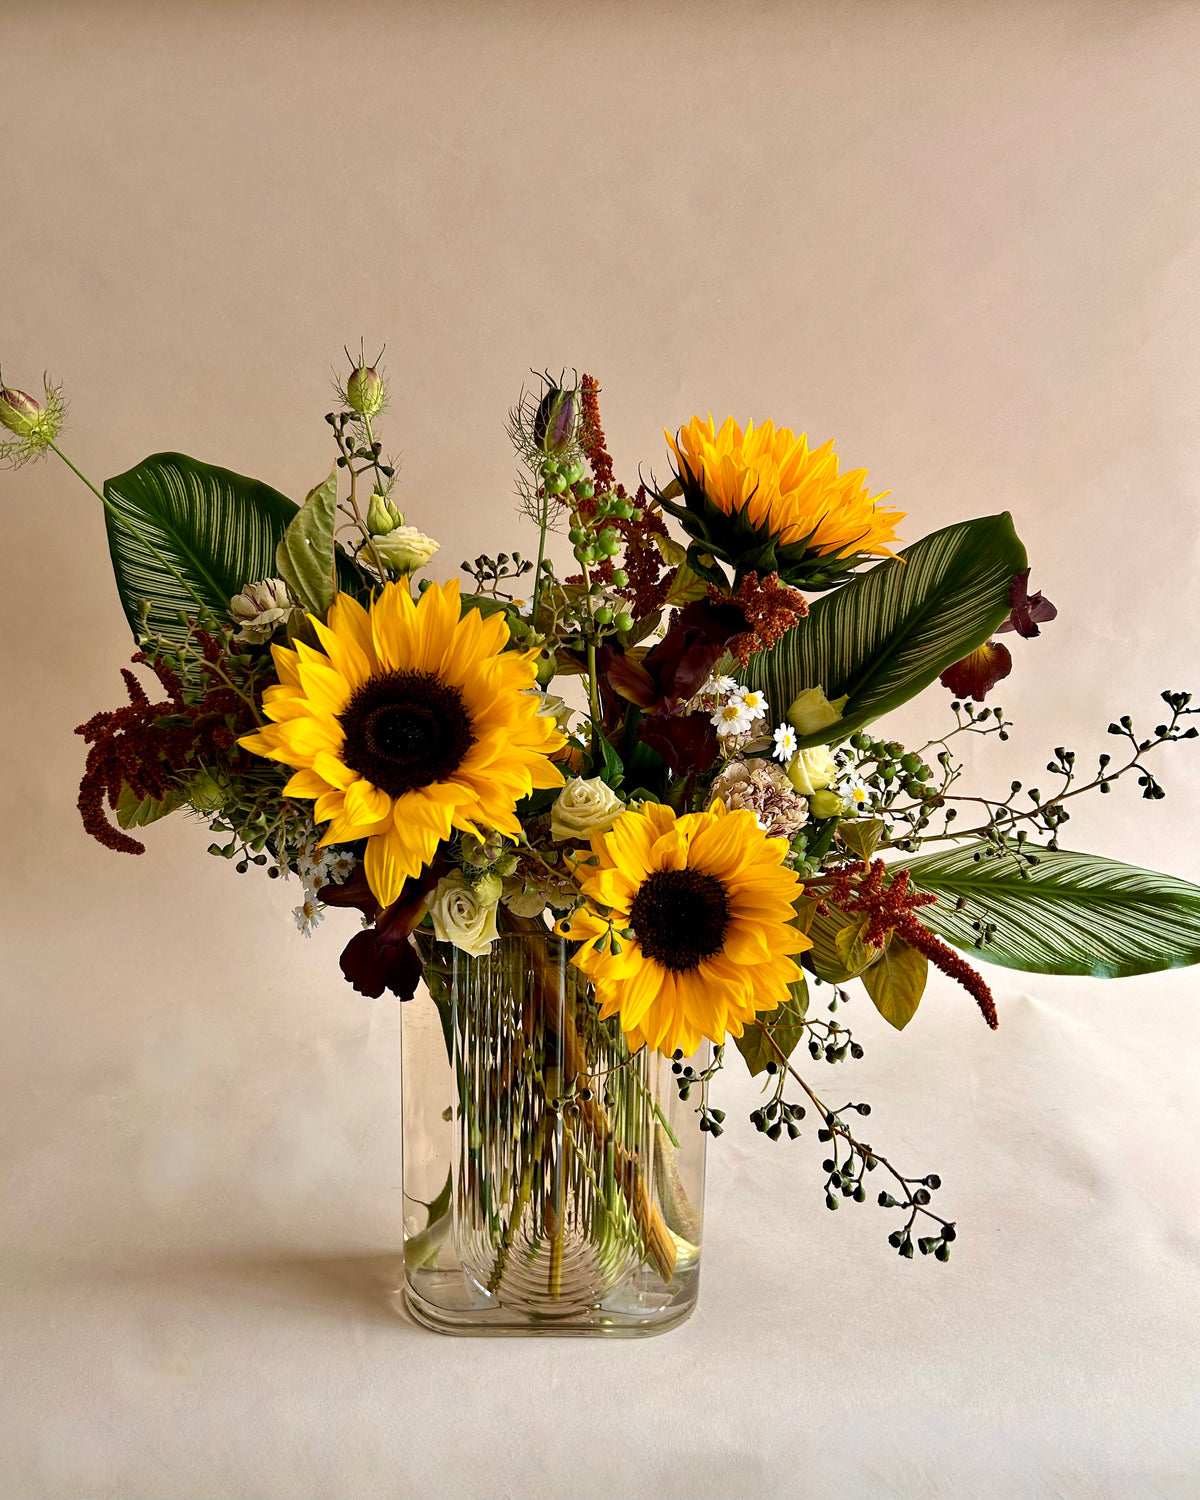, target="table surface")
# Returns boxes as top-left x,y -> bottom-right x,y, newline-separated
4,3 -> 1200,1496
